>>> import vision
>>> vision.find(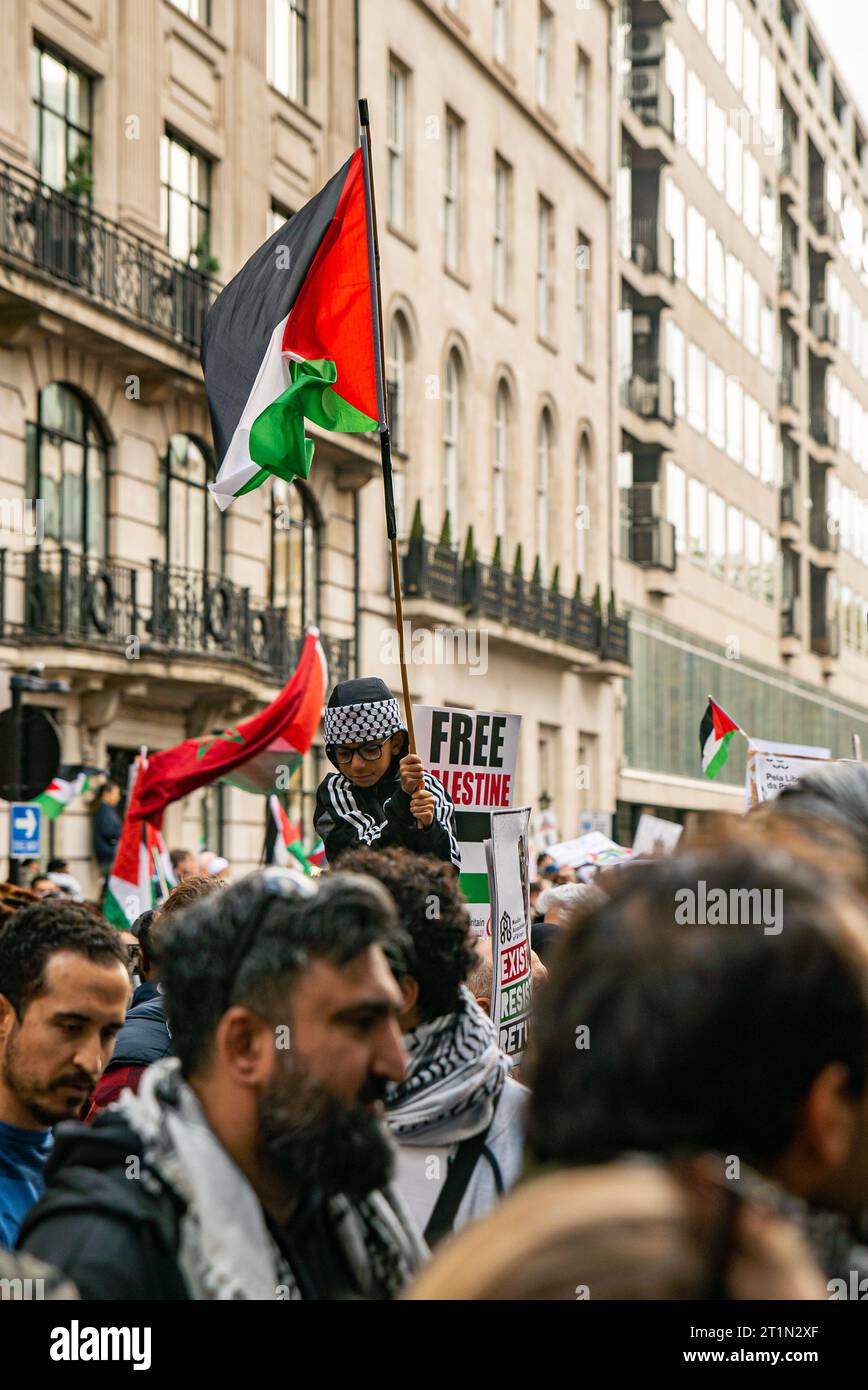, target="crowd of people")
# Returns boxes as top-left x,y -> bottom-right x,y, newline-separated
3,719 -> 868,1299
